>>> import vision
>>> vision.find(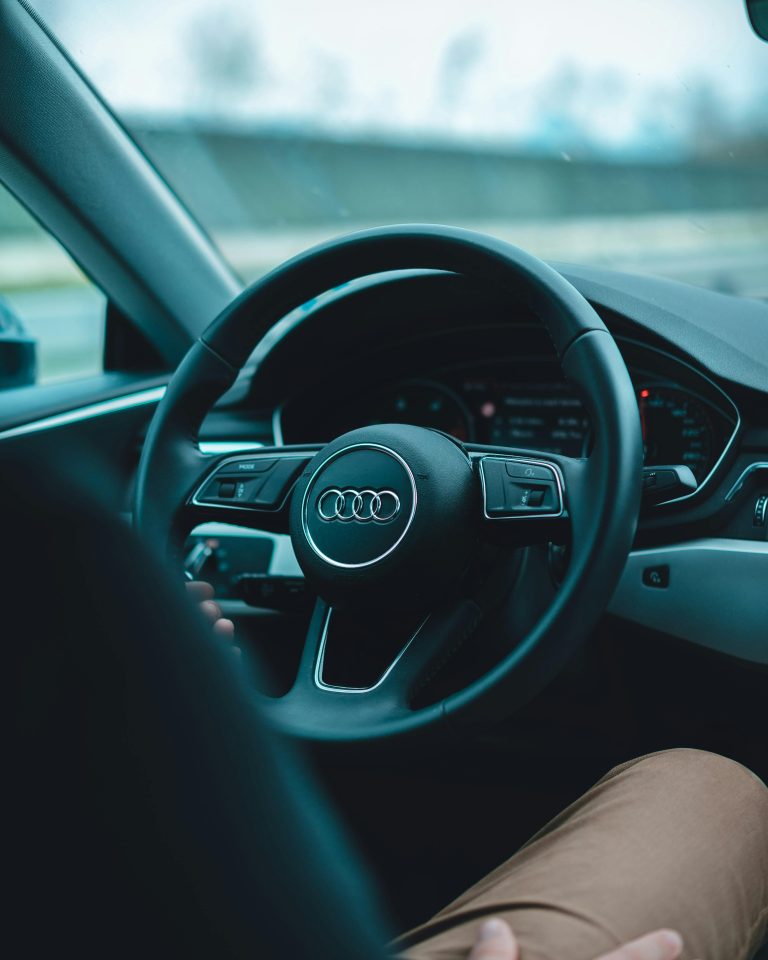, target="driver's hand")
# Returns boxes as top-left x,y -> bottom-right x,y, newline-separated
467,918 -> 688,960
185,580 -> 235,639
